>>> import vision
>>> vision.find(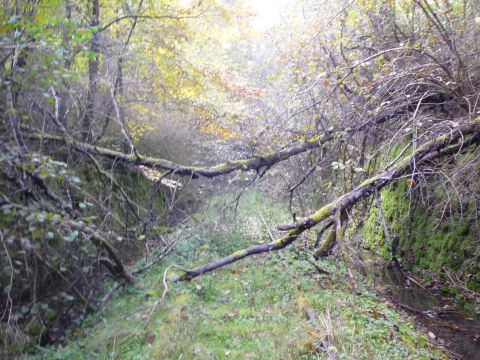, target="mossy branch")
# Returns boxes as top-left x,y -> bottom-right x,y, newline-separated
278,122 -> 480,231
336,208 -> 361,294
73,224 -> 137,284
27,129 -> 337,178
172,122 -> 480,281
170,228 -> 303,281
313,225 -> 336,259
